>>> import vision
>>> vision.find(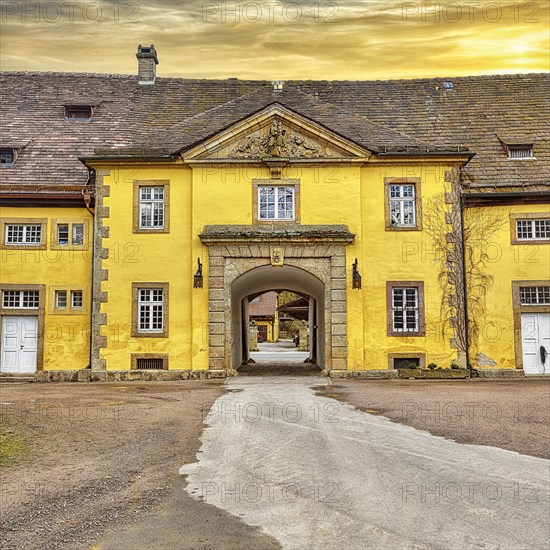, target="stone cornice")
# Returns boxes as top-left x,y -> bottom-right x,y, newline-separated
199,224 -> 355,245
